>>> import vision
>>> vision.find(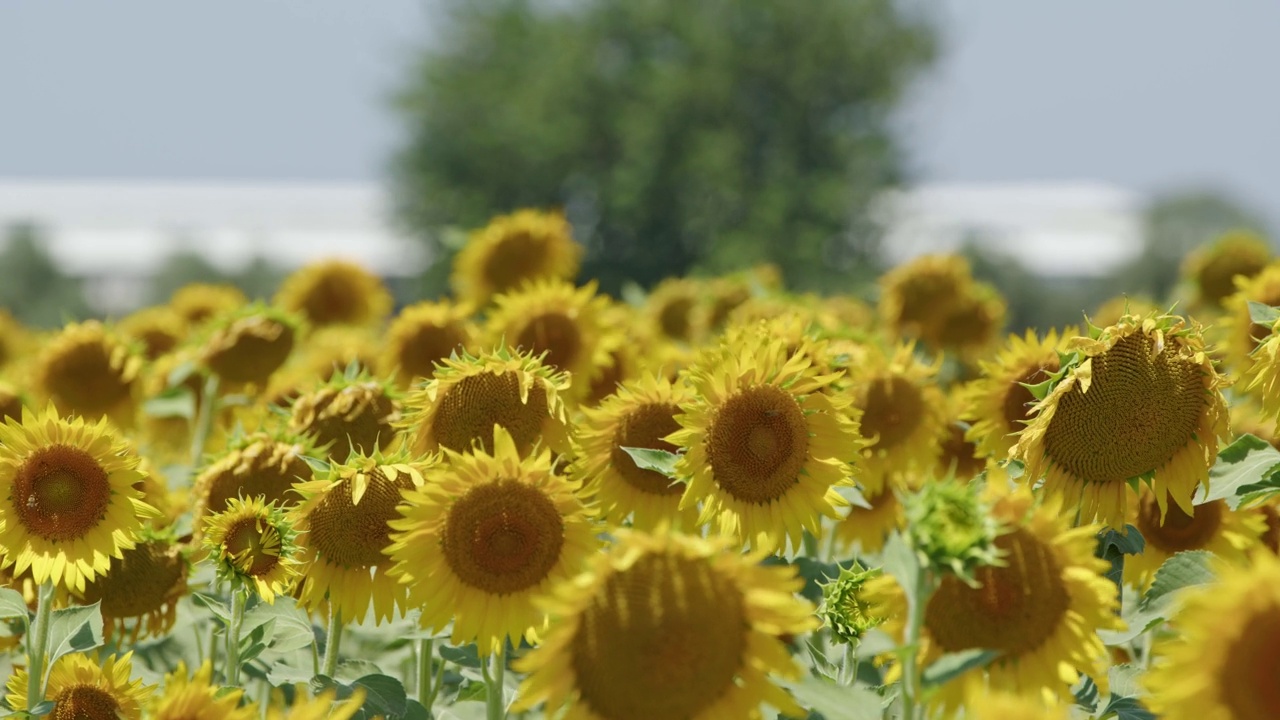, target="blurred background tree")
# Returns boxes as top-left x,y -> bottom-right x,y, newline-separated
391,0 -> 937,296
0,224 -> 92,328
